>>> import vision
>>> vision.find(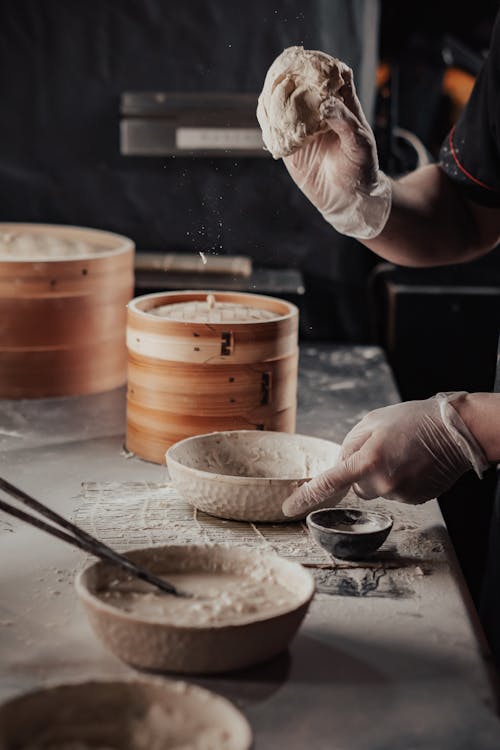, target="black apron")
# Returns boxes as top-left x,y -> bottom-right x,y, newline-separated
479,342 -> 500,666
